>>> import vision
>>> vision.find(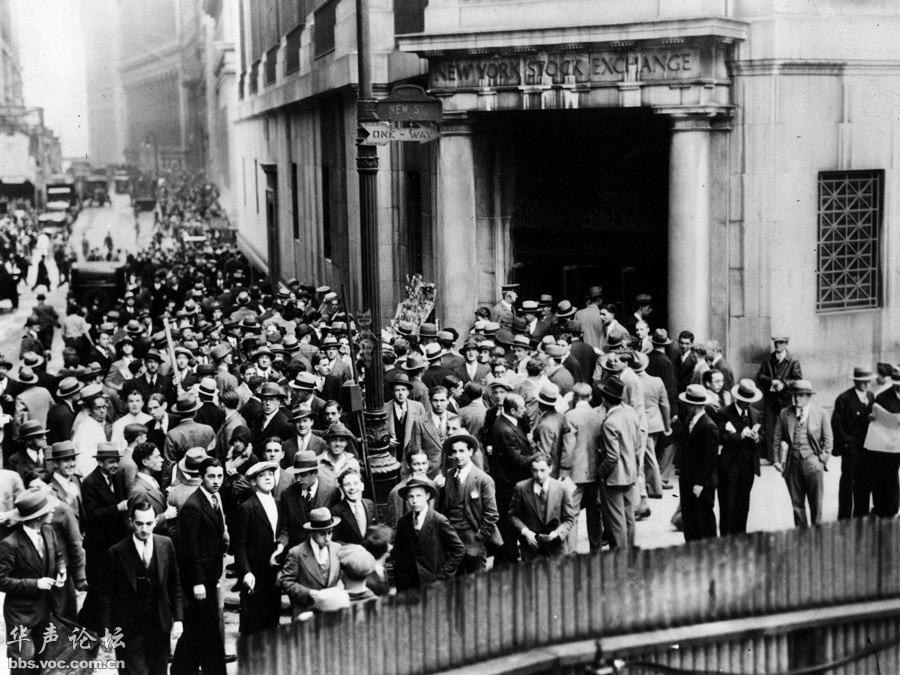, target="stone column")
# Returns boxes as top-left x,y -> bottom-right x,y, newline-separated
436,114 -> 477,332
667,114 -> 713,341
